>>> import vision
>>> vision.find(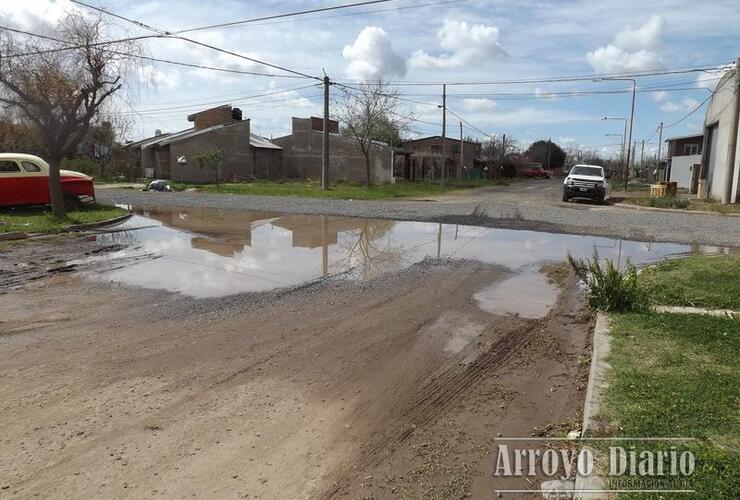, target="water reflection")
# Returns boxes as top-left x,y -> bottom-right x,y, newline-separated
79,207 -> 730,298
